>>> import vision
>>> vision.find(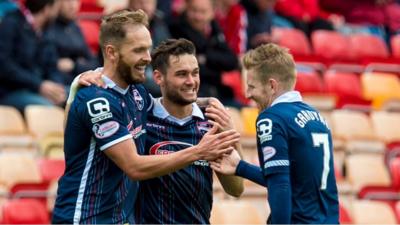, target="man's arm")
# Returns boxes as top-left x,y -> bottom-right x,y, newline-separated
267,173 -> 292,224
205,98 -> 244,197
105,124 -> 240,180
210,150 -> 268,187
